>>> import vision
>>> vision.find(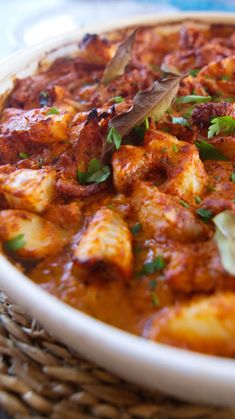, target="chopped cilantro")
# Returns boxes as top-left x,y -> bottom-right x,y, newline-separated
131,223 -> 142,235
176,95 -> 212,104
180,199 -> 190,208
172,144 -> 179,153
19,152 -> 29,159
208,116 -> 235,139
111,96 -> 124,103
144,117 -> 149,130
107,127 -> 122,150
207,185 -> 216,192
221,75 -> 230,81
5,234 -> 26,252
77,158 -> 110,185
231,172 -> 235,183
196,207 -> 213,220
142,255 -> 165,276
194,196 -> 202,204
195,140 -> 227,161
149,279 -> 157,290
151,292 -> 159,307
133,125 -> 146,140
46,107 -> 60,115
189,68 -> 201,77
172,116 -> 189,127
161,147 -> 167,154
